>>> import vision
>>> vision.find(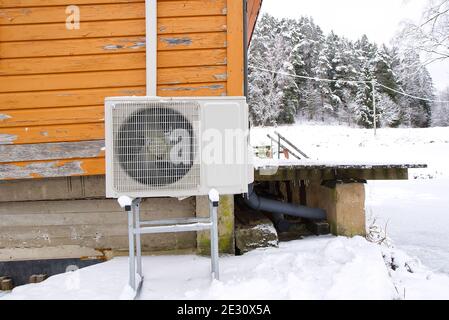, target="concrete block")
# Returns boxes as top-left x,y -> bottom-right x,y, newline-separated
306,181 -> 366,237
